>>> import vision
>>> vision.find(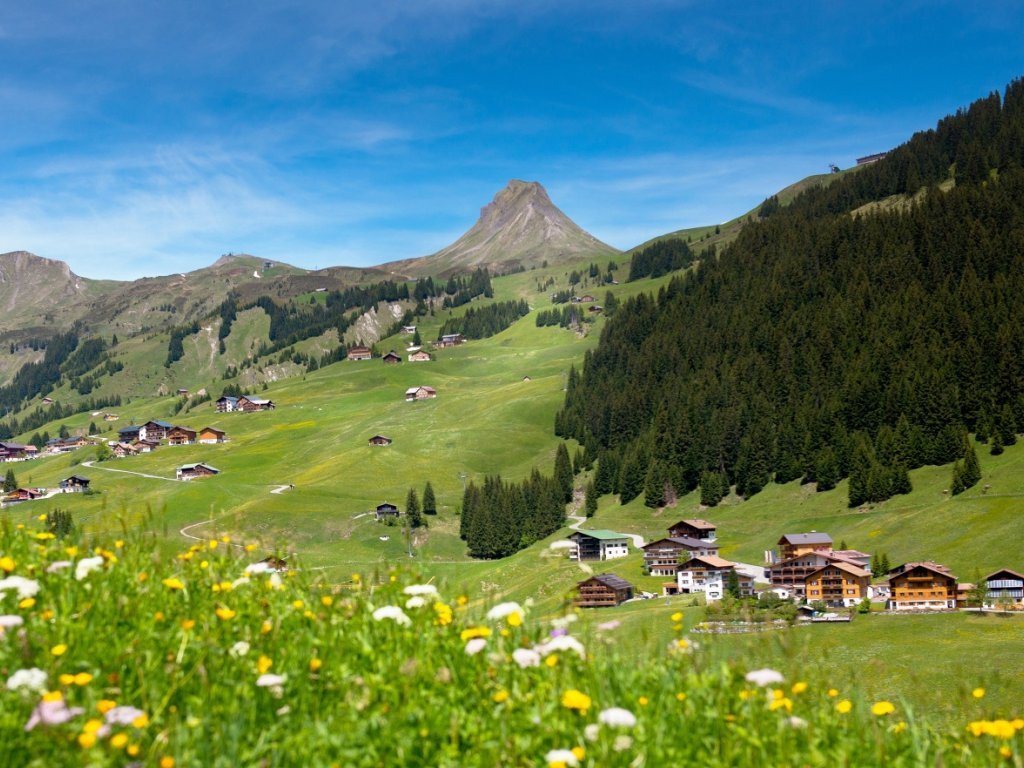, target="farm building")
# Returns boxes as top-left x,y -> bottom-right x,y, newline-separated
375,502 -> 400,521
59,475 -> 91,493
176,463 -> 220,480
347,346 -> 373,361
567,530 -> 630,561
405,386 -> 437,401
368,435 -> 393,446
167,426 -> 197,446
237,396 -> 275,412
382,351 -> 402,364
667,519 -> 717,541
198,427 -> 228,444
574,574 -> 634,608
408,351 -> 432,363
